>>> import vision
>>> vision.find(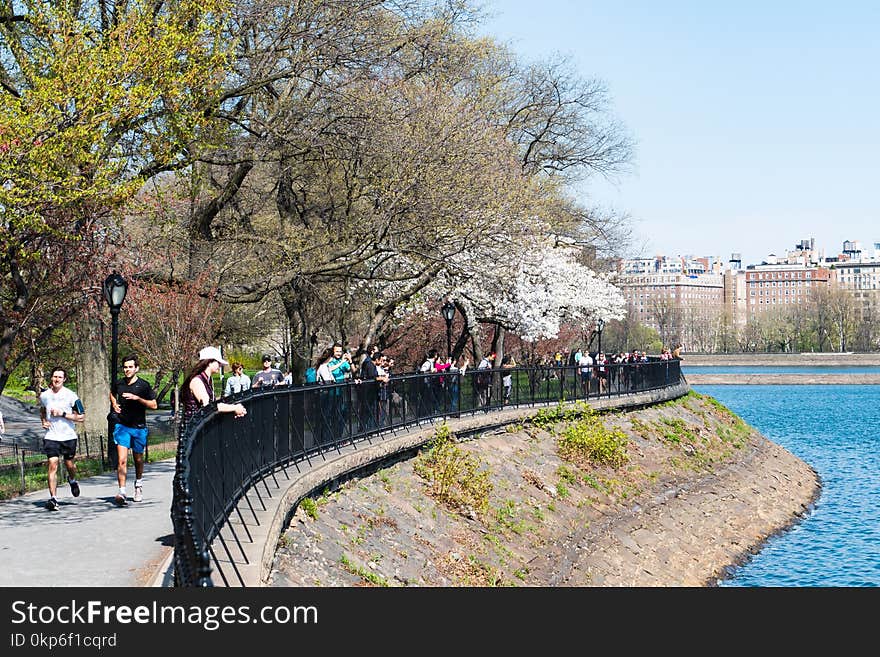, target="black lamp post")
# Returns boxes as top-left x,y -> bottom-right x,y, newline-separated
597,318 -> 605,356
103,272 -> 128,470
441,300 -> 455,359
